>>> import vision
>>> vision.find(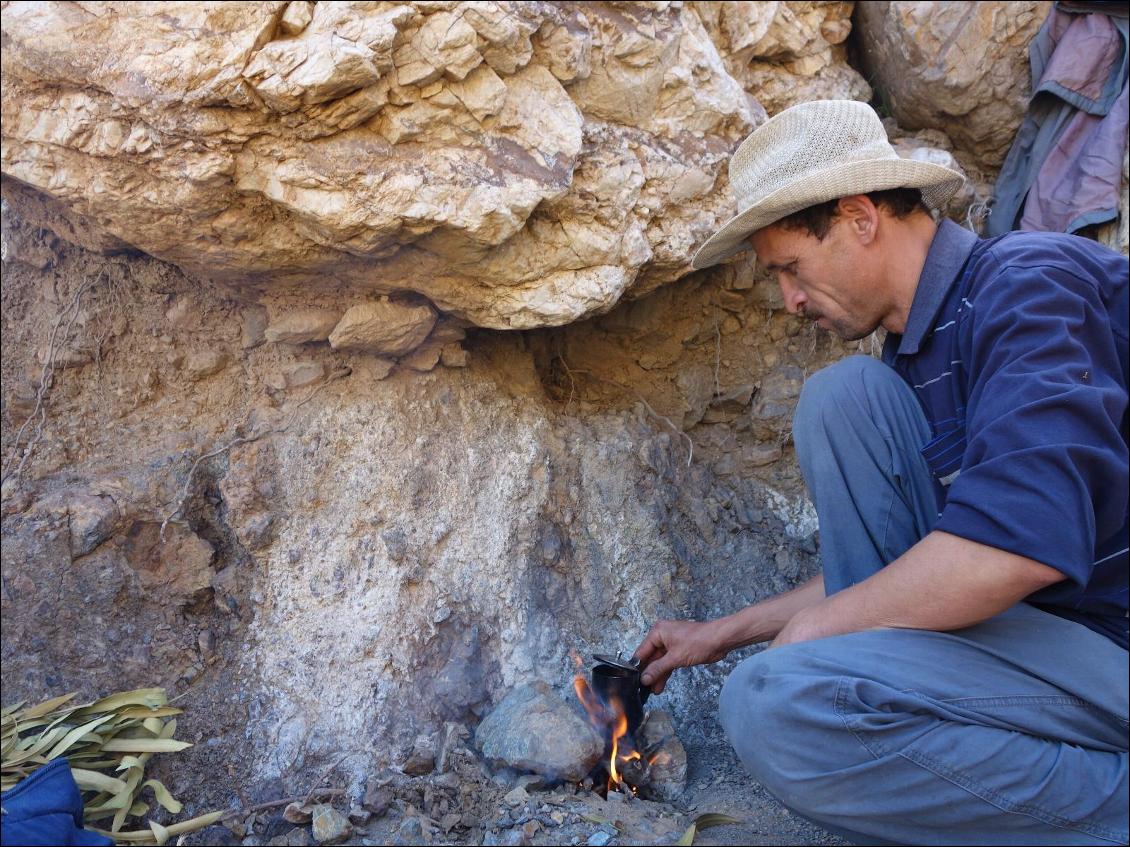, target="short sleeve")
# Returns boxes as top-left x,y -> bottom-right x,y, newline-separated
933,260 -> 1129,584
